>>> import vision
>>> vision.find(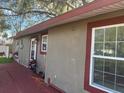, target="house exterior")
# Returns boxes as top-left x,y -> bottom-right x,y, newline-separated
13,0 -> 124,93
0,36 -> 13,57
